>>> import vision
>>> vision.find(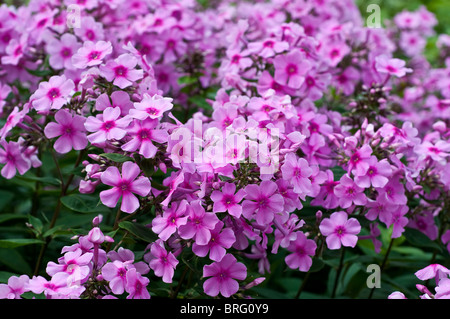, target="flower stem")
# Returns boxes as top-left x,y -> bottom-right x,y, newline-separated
331,247 -> 345,298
